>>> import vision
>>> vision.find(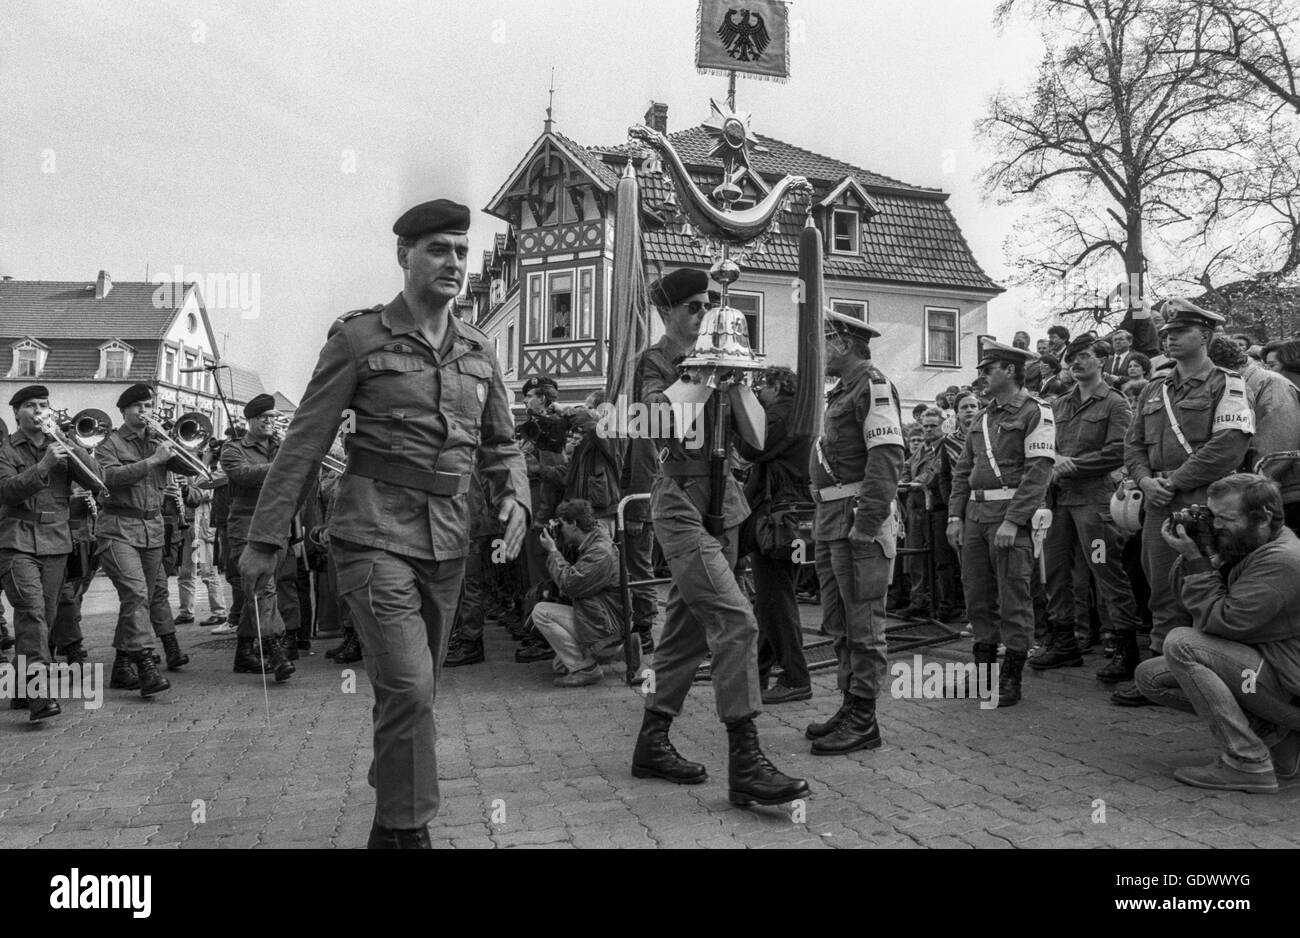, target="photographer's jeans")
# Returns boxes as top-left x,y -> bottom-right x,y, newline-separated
1135,628 -> 1300,772
1140,508 -> 1192,653
531,601 -> 596,673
